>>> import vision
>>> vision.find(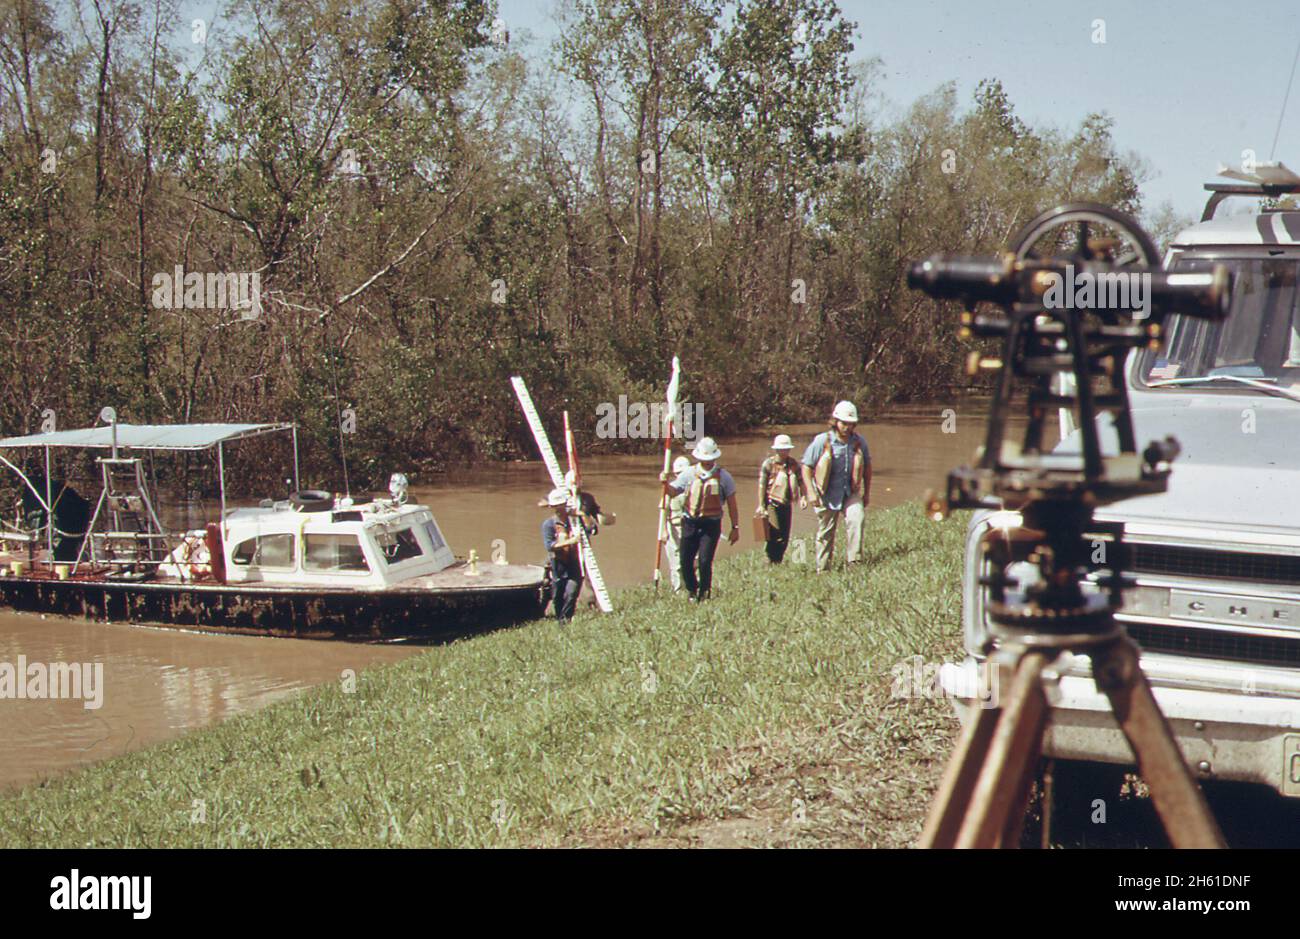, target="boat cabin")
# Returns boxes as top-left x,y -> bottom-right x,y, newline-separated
215,498 -> 455,588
